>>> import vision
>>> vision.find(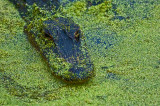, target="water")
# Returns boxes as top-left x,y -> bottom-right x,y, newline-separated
0,0 -> 160,105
